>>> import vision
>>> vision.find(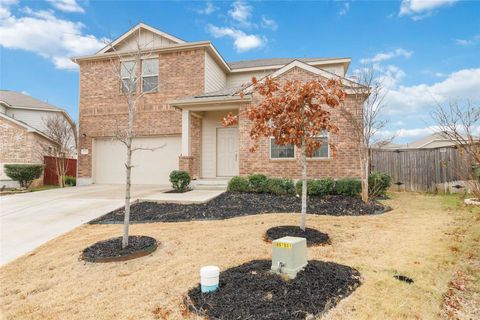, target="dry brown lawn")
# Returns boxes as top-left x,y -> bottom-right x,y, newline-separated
1,192 -> 479,320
